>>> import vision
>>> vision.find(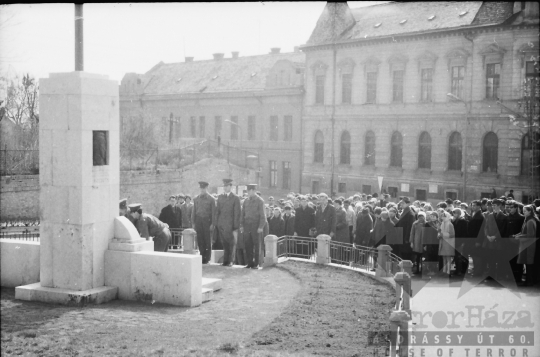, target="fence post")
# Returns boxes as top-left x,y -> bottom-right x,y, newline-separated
399,260 -> 413,276
263,235 -> 278,267
389,310 -> 411,357
182,229 -> 198,255
316,234 -> 331,265
376,244 -> 392,278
